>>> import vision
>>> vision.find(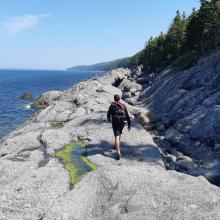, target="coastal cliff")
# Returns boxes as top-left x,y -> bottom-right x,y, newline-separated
139,49 -> 220,186
1,64 -> 220,219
